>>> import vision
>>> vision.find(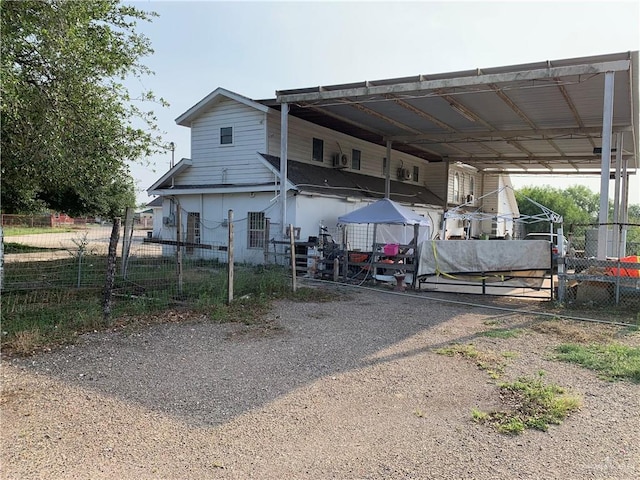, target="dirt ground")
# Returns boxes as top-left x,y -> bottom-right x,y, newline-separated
1,286 -> 639,479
